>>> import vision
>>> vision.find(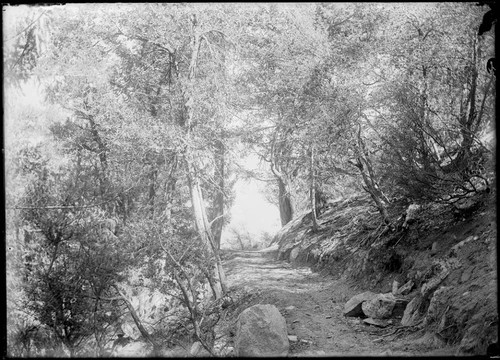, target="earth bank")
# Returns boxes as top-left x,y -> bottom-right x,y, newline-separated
270,191 -> 497,355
